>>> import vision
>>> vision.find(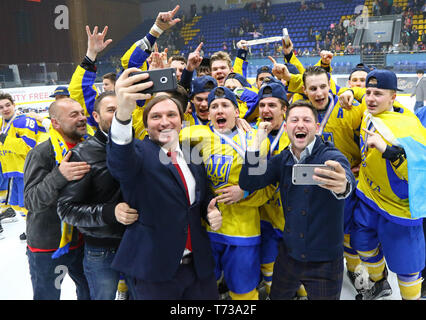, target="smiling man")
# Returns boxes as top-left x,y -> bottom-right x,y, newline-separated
180,86 -> 274,300
351,69 -> 426,300
185,75 -> 217,126
210,51 -> 233,86
239,100 -> 355,300
106,68 -> 222,300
